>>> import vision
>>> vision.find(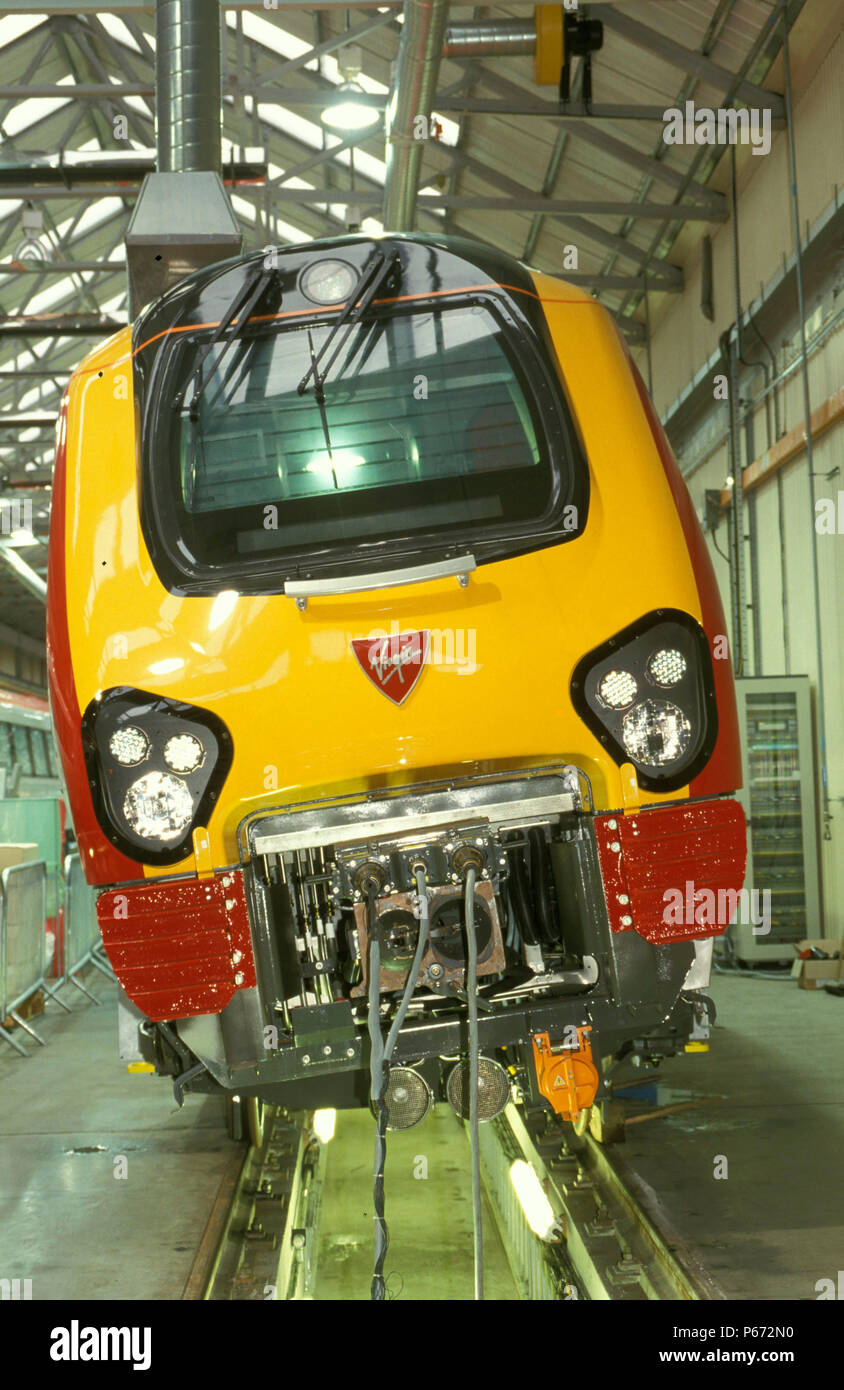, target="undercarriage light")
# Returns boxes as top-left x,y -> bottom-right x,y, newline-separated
313,1108 -> 337,1144
598,669 -> 637,709
123,771 -> 193,841
109,725 -> 149,766
622,699 -> 692,768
